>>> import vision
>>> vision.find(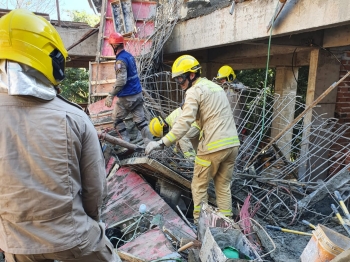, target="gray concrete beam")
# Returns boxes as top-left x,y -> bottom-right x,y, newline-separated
164,0 -> 350,54
323,24 -> 350,48
55,26 -> 98,59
